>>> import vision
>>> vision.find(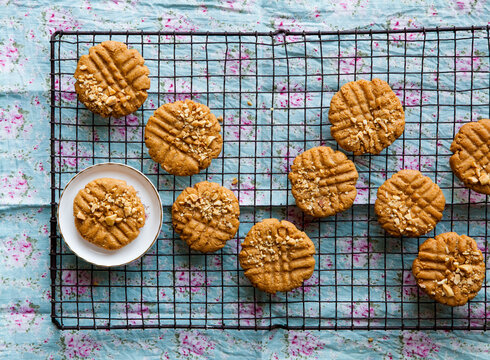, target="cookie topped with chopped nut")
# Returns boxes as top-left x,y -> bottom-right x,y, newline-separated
239,219 -> 316,294
288,146 -> 358,217
412,232 -> 485,307
144,99 -> 223,176
328,78 -> 405,155
172,181 -> 239,253
74,41 -> 150,118
450,118 -> 490,195
375,169 -> 445,237
73,178 -> 145,250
